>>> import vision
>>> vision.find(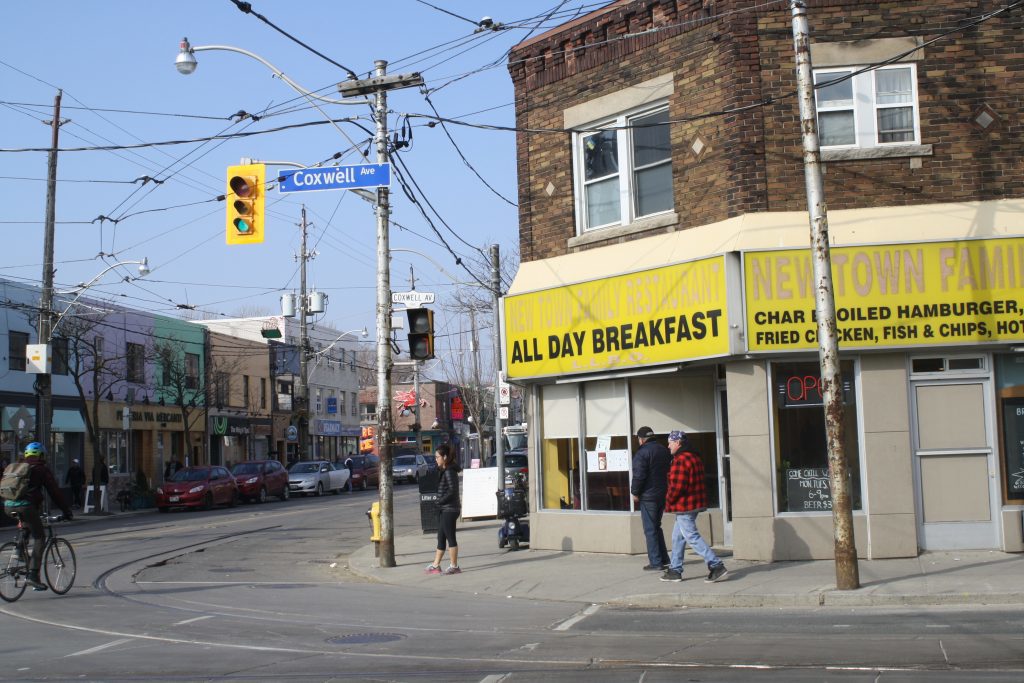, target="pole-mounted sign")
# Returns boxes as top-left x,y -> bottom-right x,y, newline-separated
278,164 -> 391,193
